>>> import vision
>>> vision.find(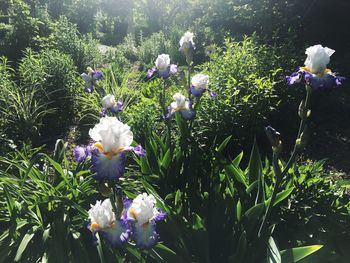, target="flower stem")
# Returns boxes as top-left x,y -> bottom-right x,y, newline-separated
189,97 -> 201,133
110,190 -> 119,218
281,85 -> 312,178
258,84 -> 312,237
258,151 -> 281,237
187,64 -> 191,98
162,80 -> 171,147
